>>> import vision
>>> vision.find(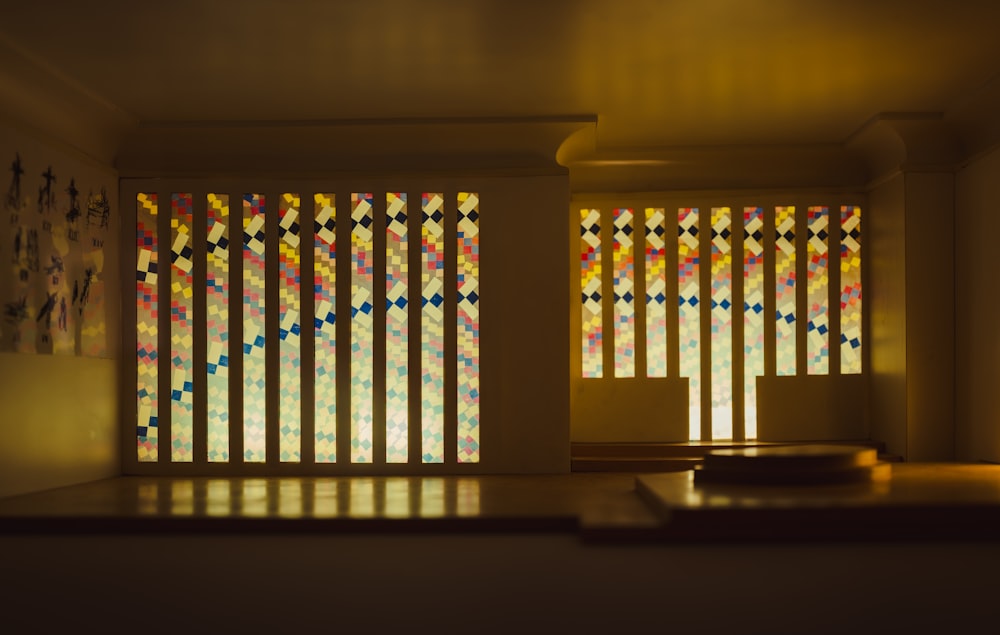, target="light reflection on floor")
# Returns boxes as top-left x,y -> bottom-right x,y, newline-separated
149,478 -> 482,519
